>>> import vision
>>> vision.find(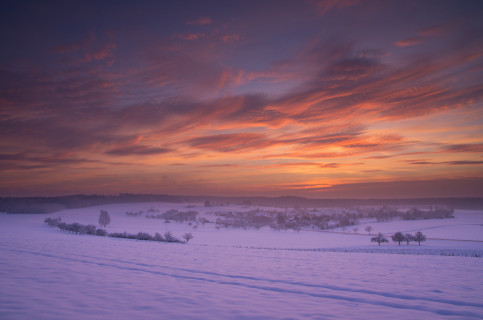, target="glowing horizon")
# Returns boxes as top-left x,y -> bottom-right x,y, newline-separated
0,0 -> 482,198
